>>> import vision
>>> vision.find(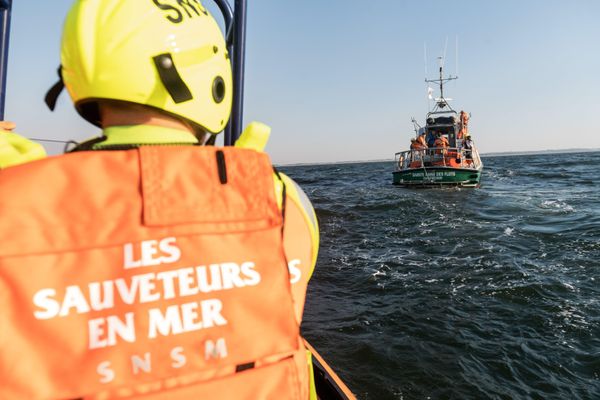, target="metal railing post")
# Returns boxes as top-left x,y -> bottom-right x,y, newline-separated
211,0 -> 246,146
0,0 -> 12,120
227,0 -> 247,146
213,0 -> 233,40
